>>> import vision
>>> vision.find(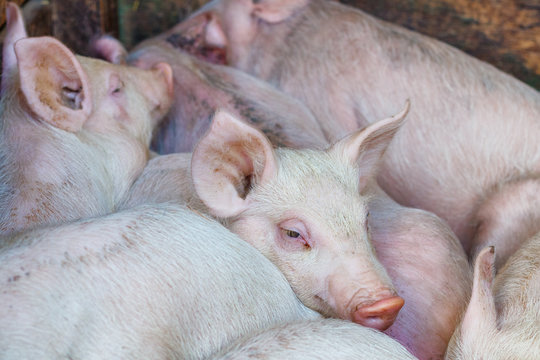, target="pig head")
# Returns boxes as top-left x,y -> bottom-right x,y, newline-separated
176,0 -> 540,271
0,3 -> 173,236
189,104 -> 410,330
